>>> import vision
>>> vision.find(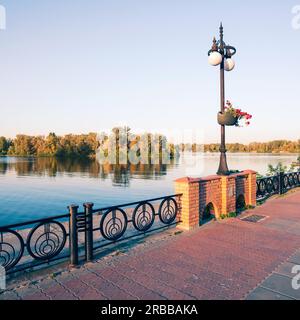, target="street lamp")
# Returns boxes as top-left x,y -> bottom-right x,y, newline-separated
208,23 -> 236,175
